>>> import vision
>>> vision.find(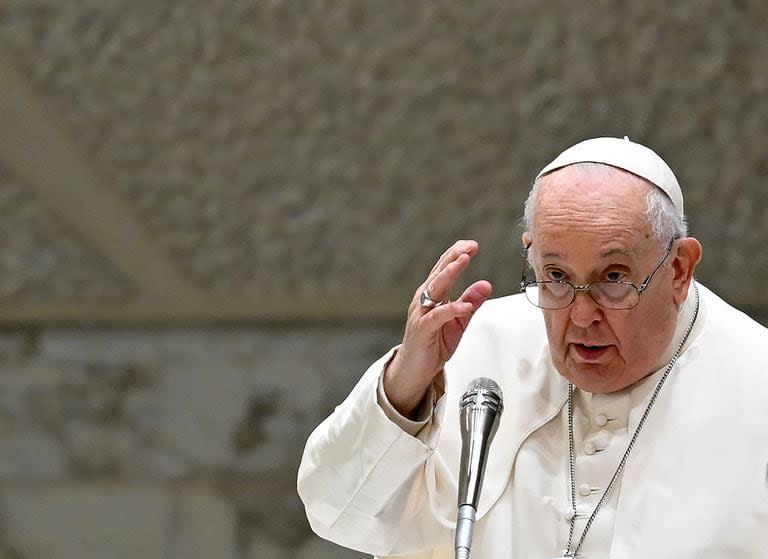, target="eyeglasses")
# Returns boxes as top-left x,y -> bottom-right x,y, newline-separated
520,238 -> 676,310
